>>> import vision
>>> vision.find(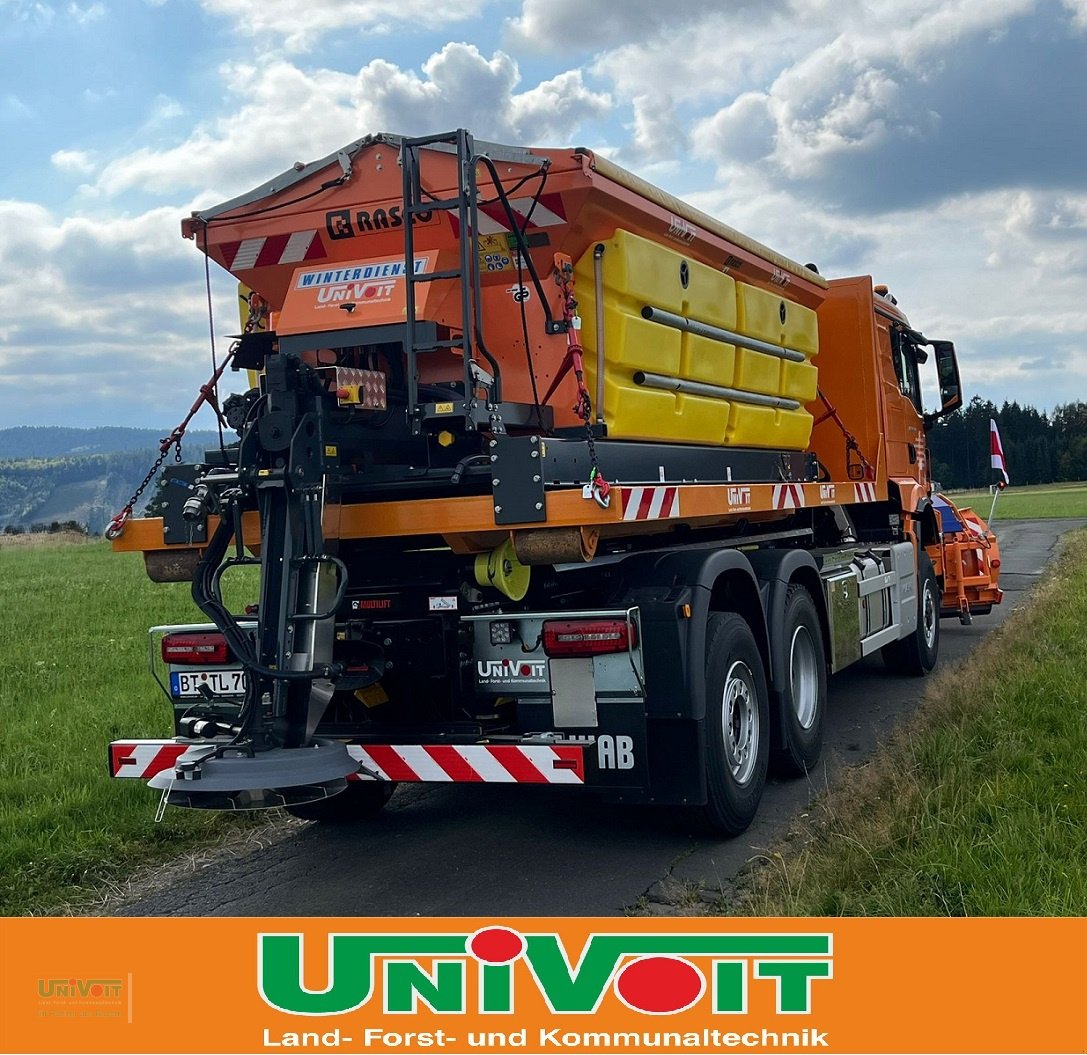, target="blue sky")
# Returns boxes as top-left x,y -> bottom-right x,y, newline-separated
1,0 -> 1085,431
